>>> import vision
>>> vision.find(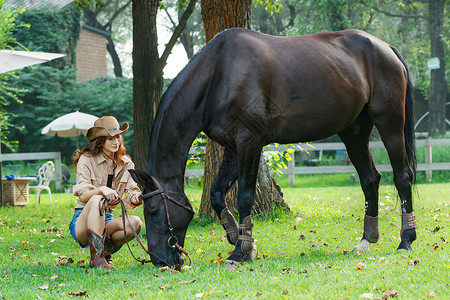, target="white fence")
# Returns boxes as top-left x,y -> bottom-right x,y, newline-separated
185,139 -> 450,184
